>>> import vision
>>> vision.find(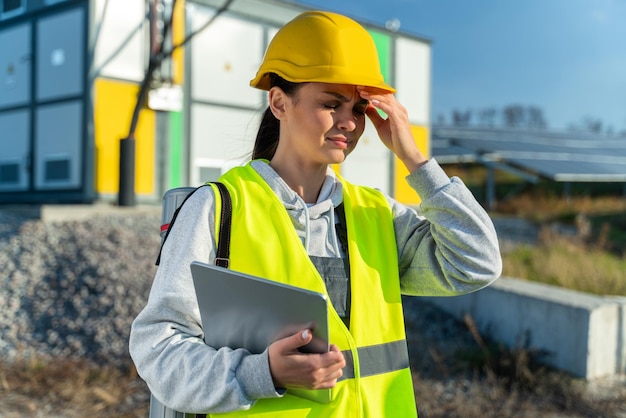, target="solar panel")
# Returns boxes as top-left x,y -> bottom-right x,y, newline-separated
507,158 -> 626,182
432,127 -> 626,182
